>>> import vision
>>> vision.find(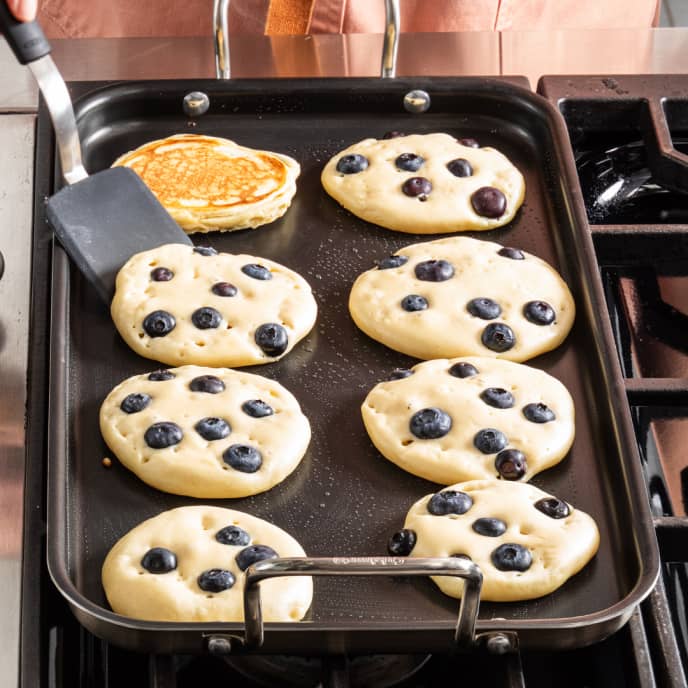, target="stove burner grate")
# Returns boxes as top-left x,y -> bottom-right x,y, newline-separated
577,139 -> 688,224
218,652 -> 431,687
